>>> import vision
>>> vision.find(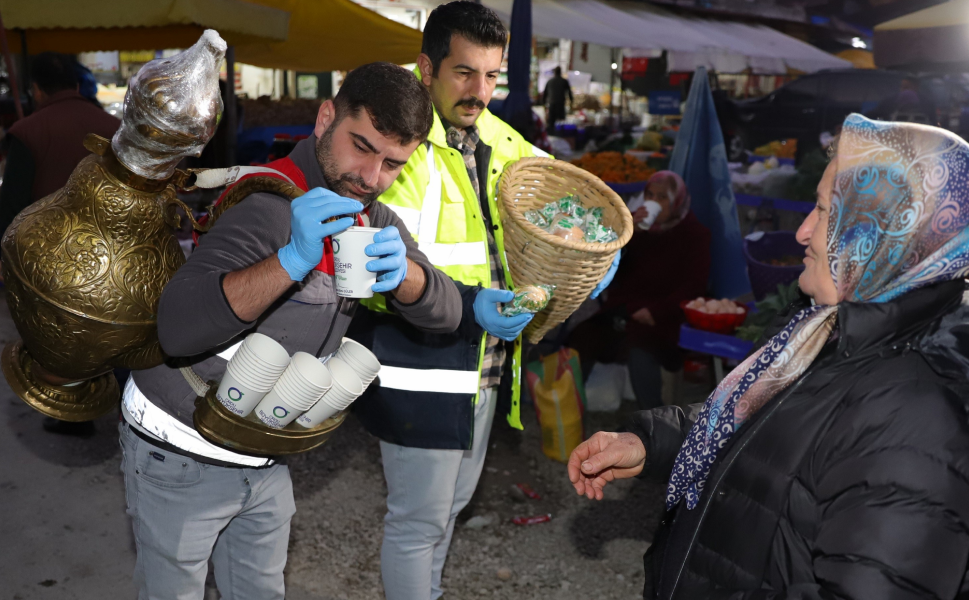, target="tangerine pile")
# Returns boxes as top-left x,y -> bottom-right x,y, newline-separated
572,152 -> 656,183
